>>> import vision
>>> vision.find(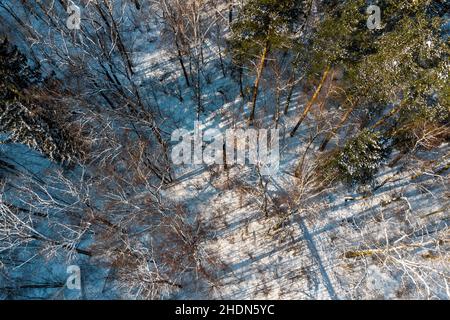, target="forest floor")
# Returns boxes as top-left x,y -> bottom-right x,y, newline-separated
129,23 -> 450,299
1,5 -> 448,299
